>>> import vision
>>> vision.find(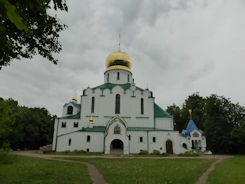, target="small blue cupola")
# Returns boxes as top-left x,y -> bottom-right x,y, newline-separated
182,109 -> 204,136
182,119 -> 204,136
